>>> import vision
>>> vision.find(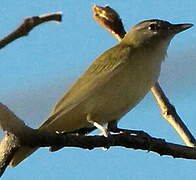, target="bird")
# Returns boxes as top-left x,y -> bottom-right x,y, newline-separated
9,19 -> 193,167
